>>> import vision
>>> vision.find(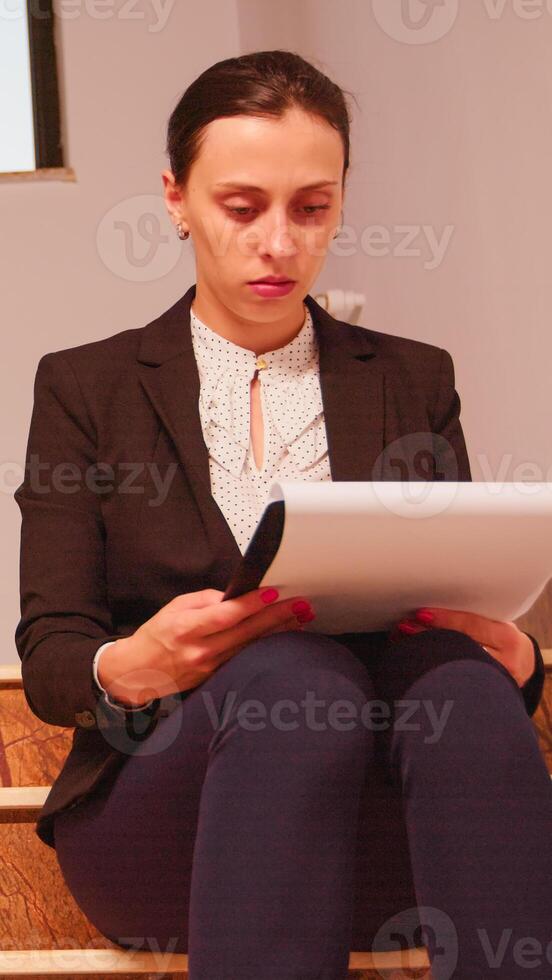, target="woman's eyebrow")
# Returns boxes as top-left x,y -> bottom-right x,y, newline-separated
214,180 -> 338,192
